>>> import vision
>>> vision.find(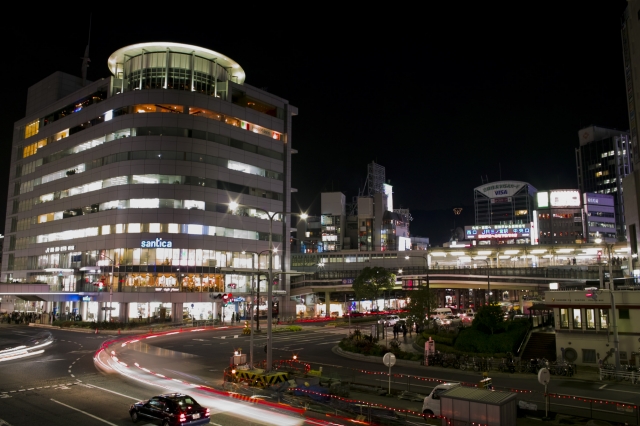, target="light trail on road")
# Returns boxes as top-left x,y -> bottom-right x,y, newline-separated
95,332 -> 307,426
